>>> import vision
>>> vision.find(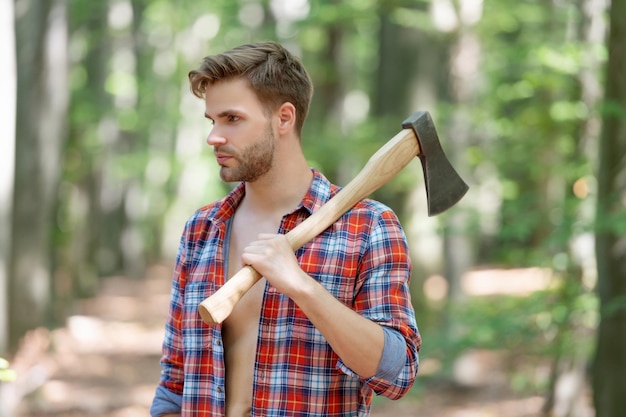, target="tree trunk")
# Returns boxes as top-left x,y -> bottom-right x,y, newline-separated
443,0 -> 481,305
593,0 -> 626,415
9,0 -> 69,351
0,0 -> 16,355
61,0 -> 116,297
541,0 -> 607,415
